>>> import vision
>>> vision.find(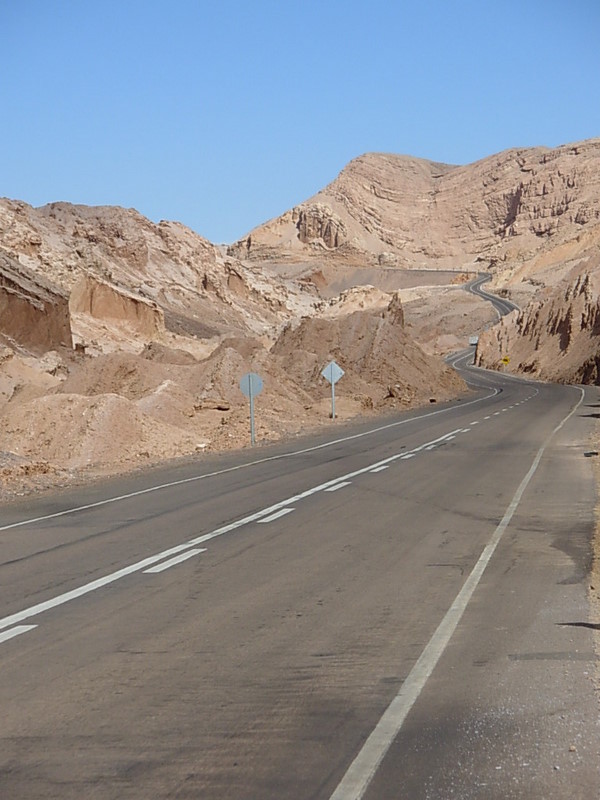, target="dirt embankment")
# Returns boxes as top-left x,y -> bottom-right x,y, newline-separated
0,285 -> 469,501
